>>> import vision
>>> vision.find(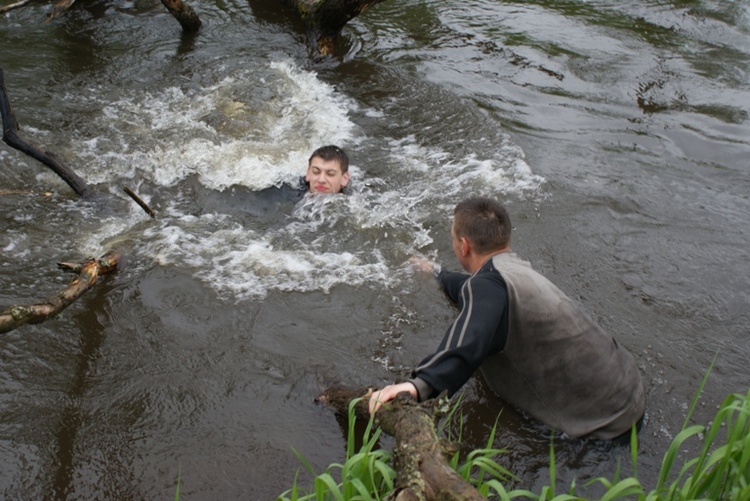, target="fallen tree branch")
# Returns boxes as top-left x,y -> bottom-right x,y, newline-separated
0,67 -> 93,198
317,386 -> 484,500
0,251 -> 121,334
124,186 -> 156,218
